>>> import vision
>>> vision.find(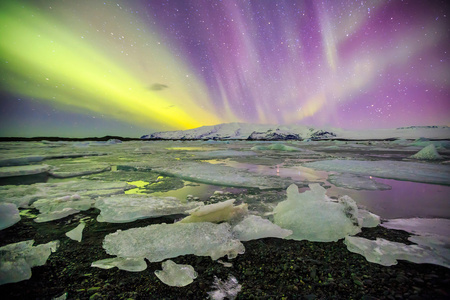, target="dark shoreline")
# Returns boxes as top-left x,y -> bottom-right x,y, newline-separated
1,209 -> 449,300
